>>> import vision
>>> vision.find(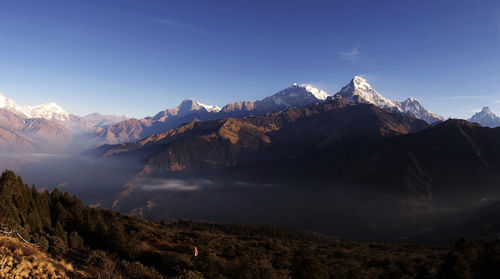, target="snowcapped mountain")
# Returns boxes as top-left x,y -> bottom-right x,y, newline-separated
0,91 -> 129,152
336,76 -> 399,109
0,92 -> 32,117
333,76 -> 443,124
151,99 -> 221,121
95,98 -> 222,144
396,97 -> 444,124
95,79 -> 445,145
469,107 -> 500,128
0,92 -> 71,121
257,83 -> 330,110
25,102 -> 71,121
